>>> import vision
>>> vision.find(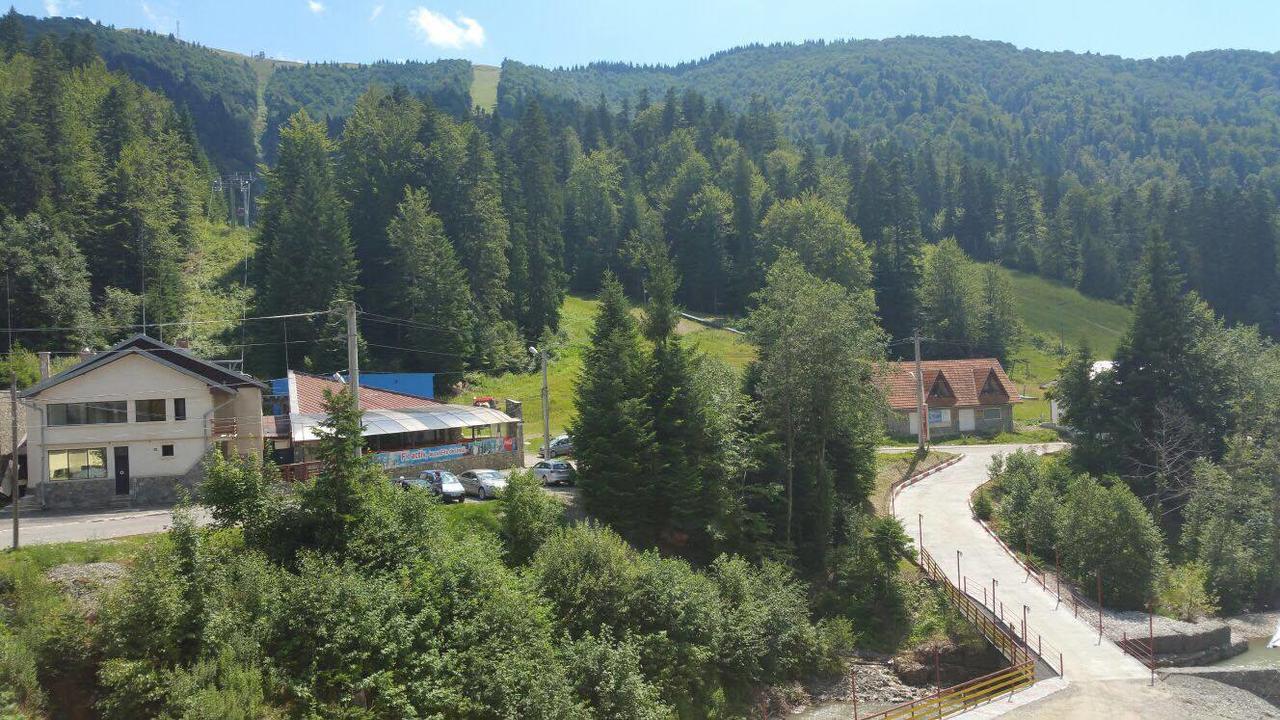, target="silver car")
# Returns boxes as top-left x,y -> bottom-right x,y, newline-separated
419,469 -> 466,503
539,434 -> 575,458
458,469 -> 507,499
532,459 -> 576,486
